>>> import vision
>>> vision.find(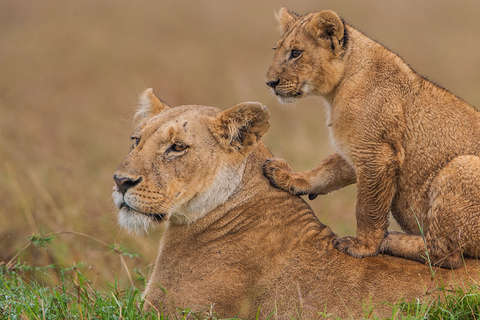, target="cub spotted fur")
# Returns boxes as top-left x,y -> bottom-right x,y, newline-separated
264,8 -> 480,268
113,89 -> 479,318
